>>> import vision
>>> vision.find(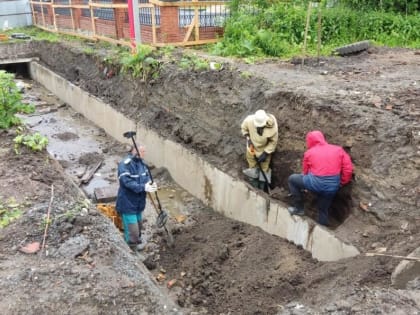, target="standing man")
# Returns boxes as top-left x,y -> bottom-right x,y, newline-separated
241,109 -> 278,189
116,144 -> 157,251
288,130 -> 353,226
